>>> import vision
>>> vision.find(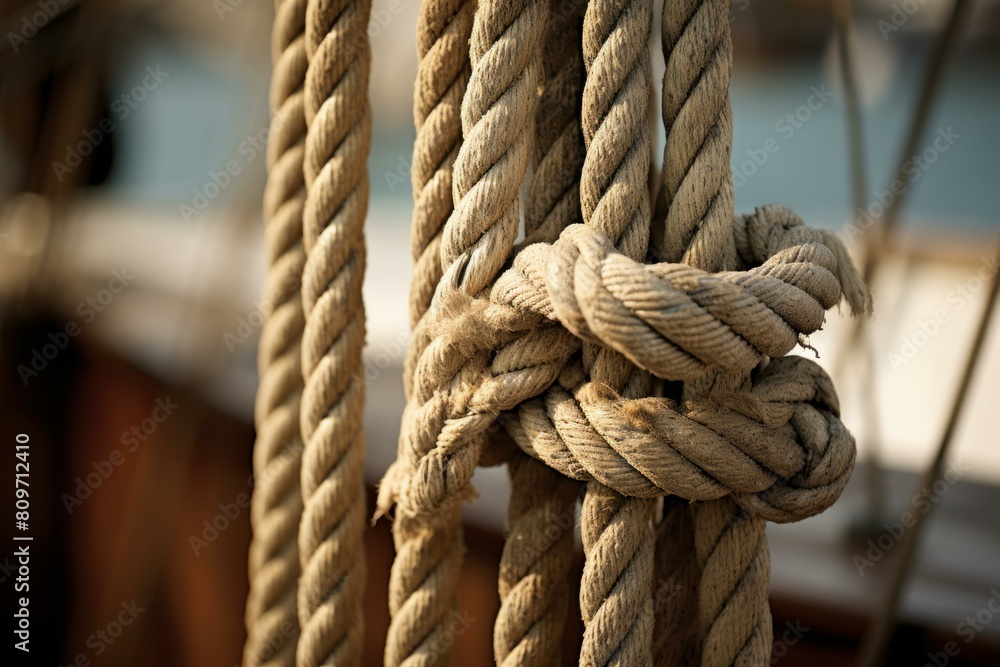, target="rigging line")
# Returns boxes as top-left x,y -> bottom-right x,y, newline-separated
856,227 -> 1000,667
